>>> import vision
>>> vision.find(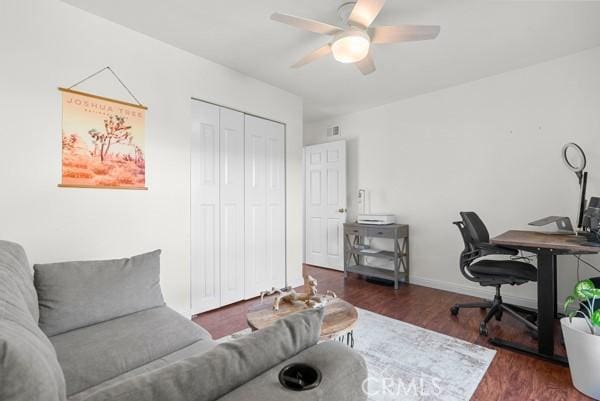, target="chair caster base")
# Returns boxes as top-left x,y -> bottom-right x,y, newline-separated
479,322 -> 489,336
450,306 -> 459,316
